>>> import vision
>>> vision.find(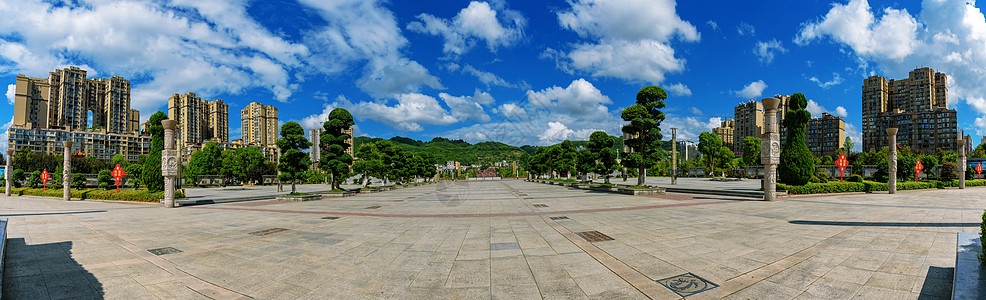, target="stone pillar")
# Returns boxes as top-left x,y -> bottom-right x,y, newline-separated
5,149 -> 13,196
671,128 -> 677,185
63,141 -> 72,201
277,147 -> 282,192
161,120 -> 179,208
761,97 -> 780,201
887,128 -> 898,194
959,139 -> 966,189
